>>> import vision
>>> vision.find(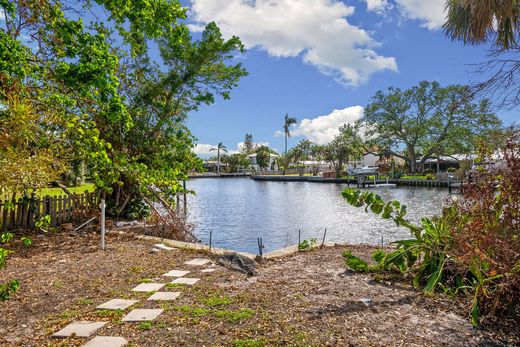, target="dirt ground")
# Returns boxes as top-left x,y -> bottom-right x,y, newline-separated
0,231 -> 518,346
